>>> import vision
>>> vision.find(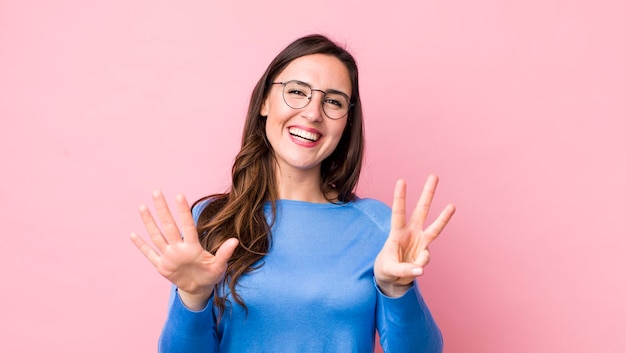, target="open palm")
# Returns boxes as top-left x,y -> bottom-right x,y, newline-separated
130,191 -> 238,308
374,175 -> 455,295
